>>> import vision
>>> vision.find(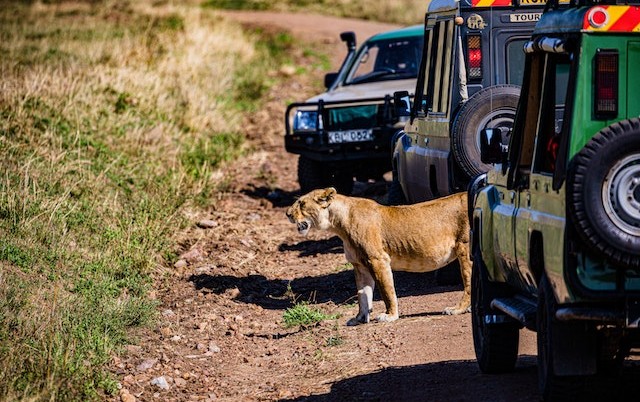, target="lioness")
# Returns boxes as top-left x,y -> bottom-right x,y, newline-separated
286,187 -> 471,325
